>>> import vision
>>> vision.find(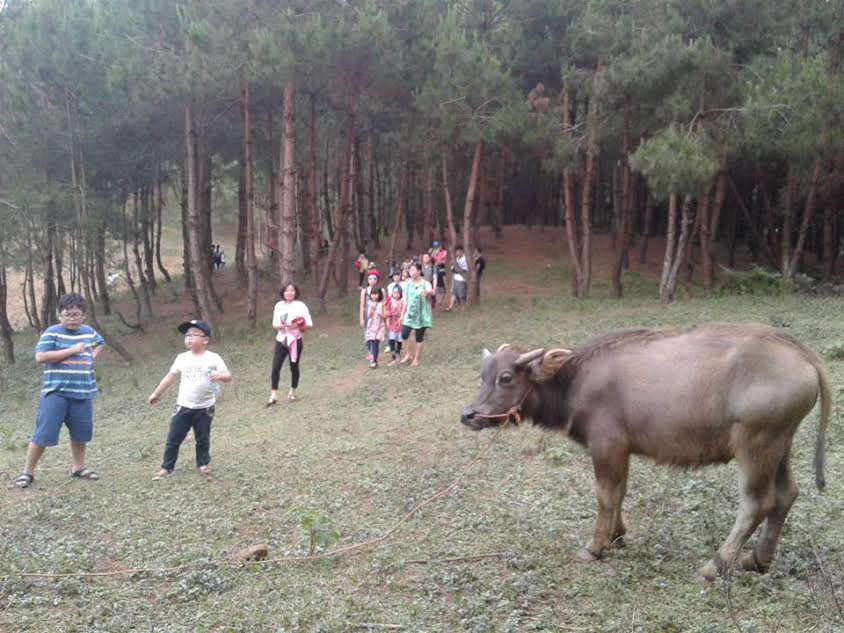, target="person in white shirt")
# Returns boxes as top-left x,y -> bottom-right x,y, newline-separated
147,319 -> 232,480
446,245 -> 469,311
267,283 -> 314,406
